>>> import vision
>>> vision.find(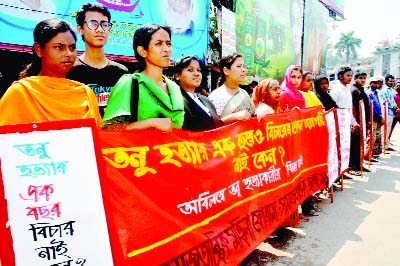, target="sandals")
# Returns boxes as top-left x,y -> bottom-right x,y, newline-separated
305,209 -> 319,216
348,170 -> 361,176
